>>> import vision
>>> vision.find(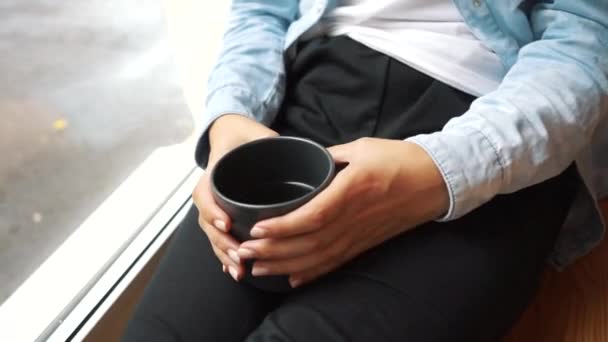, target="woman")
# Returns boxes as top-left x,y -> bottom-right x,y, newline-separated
124,1 -> 608,341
